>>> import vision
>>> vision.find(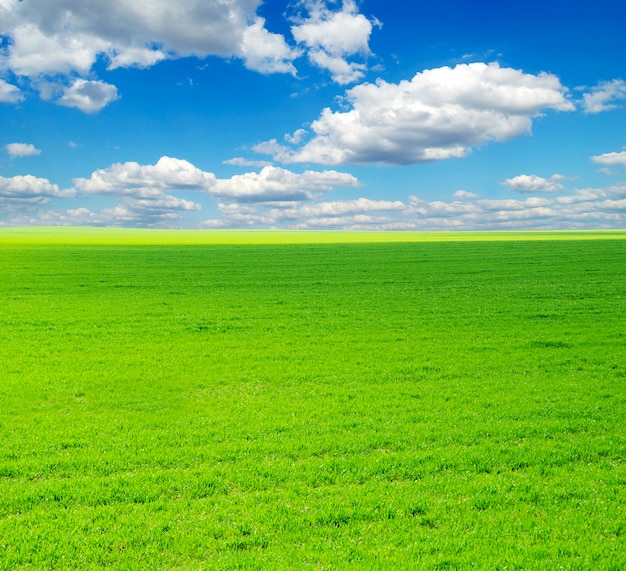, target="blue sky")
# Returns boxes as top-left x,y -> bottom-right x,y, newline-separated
1,0 -> 625,229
